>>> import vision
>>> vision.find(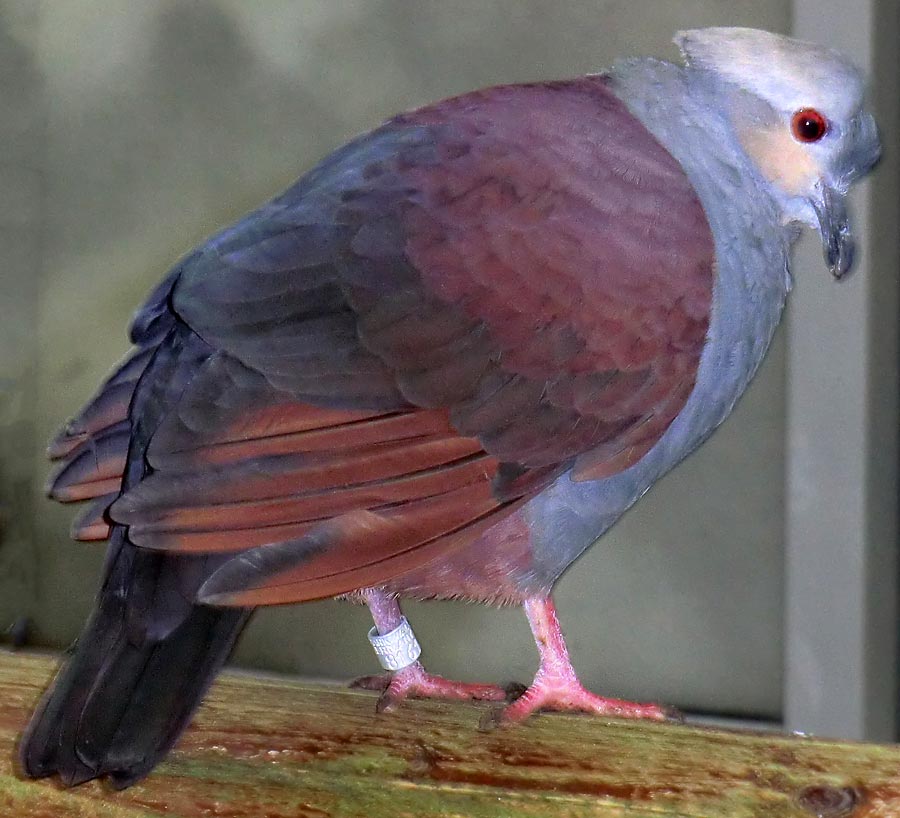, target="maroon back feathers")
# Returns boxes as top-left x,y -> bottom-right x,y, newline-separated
50,77 -> 715,604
